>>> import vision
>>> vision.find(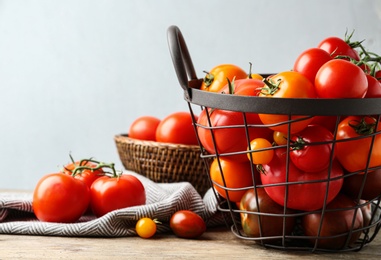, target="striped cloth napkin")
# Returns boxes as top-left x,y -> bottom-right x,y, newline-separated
0,171 -> 225,237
